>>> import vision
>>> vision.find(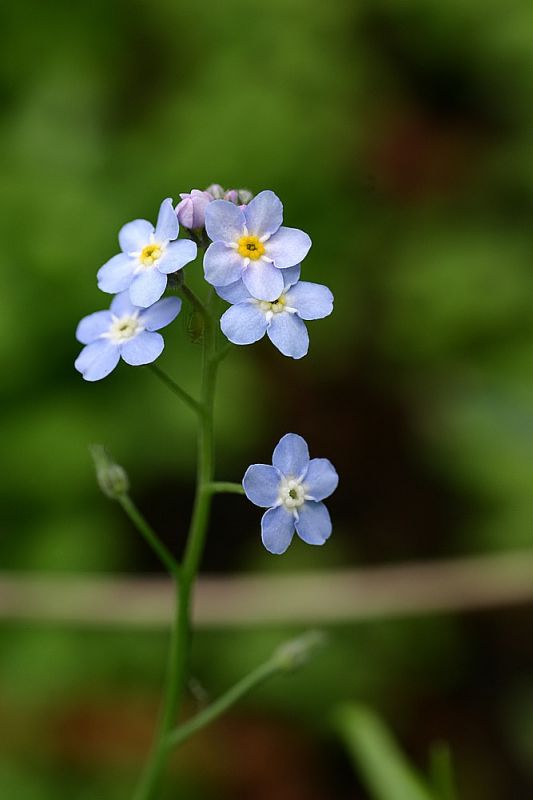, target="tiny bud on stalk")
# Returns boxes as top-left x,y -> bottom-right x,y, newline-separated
273,630 -> 326,672
90,444 -> 129,500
